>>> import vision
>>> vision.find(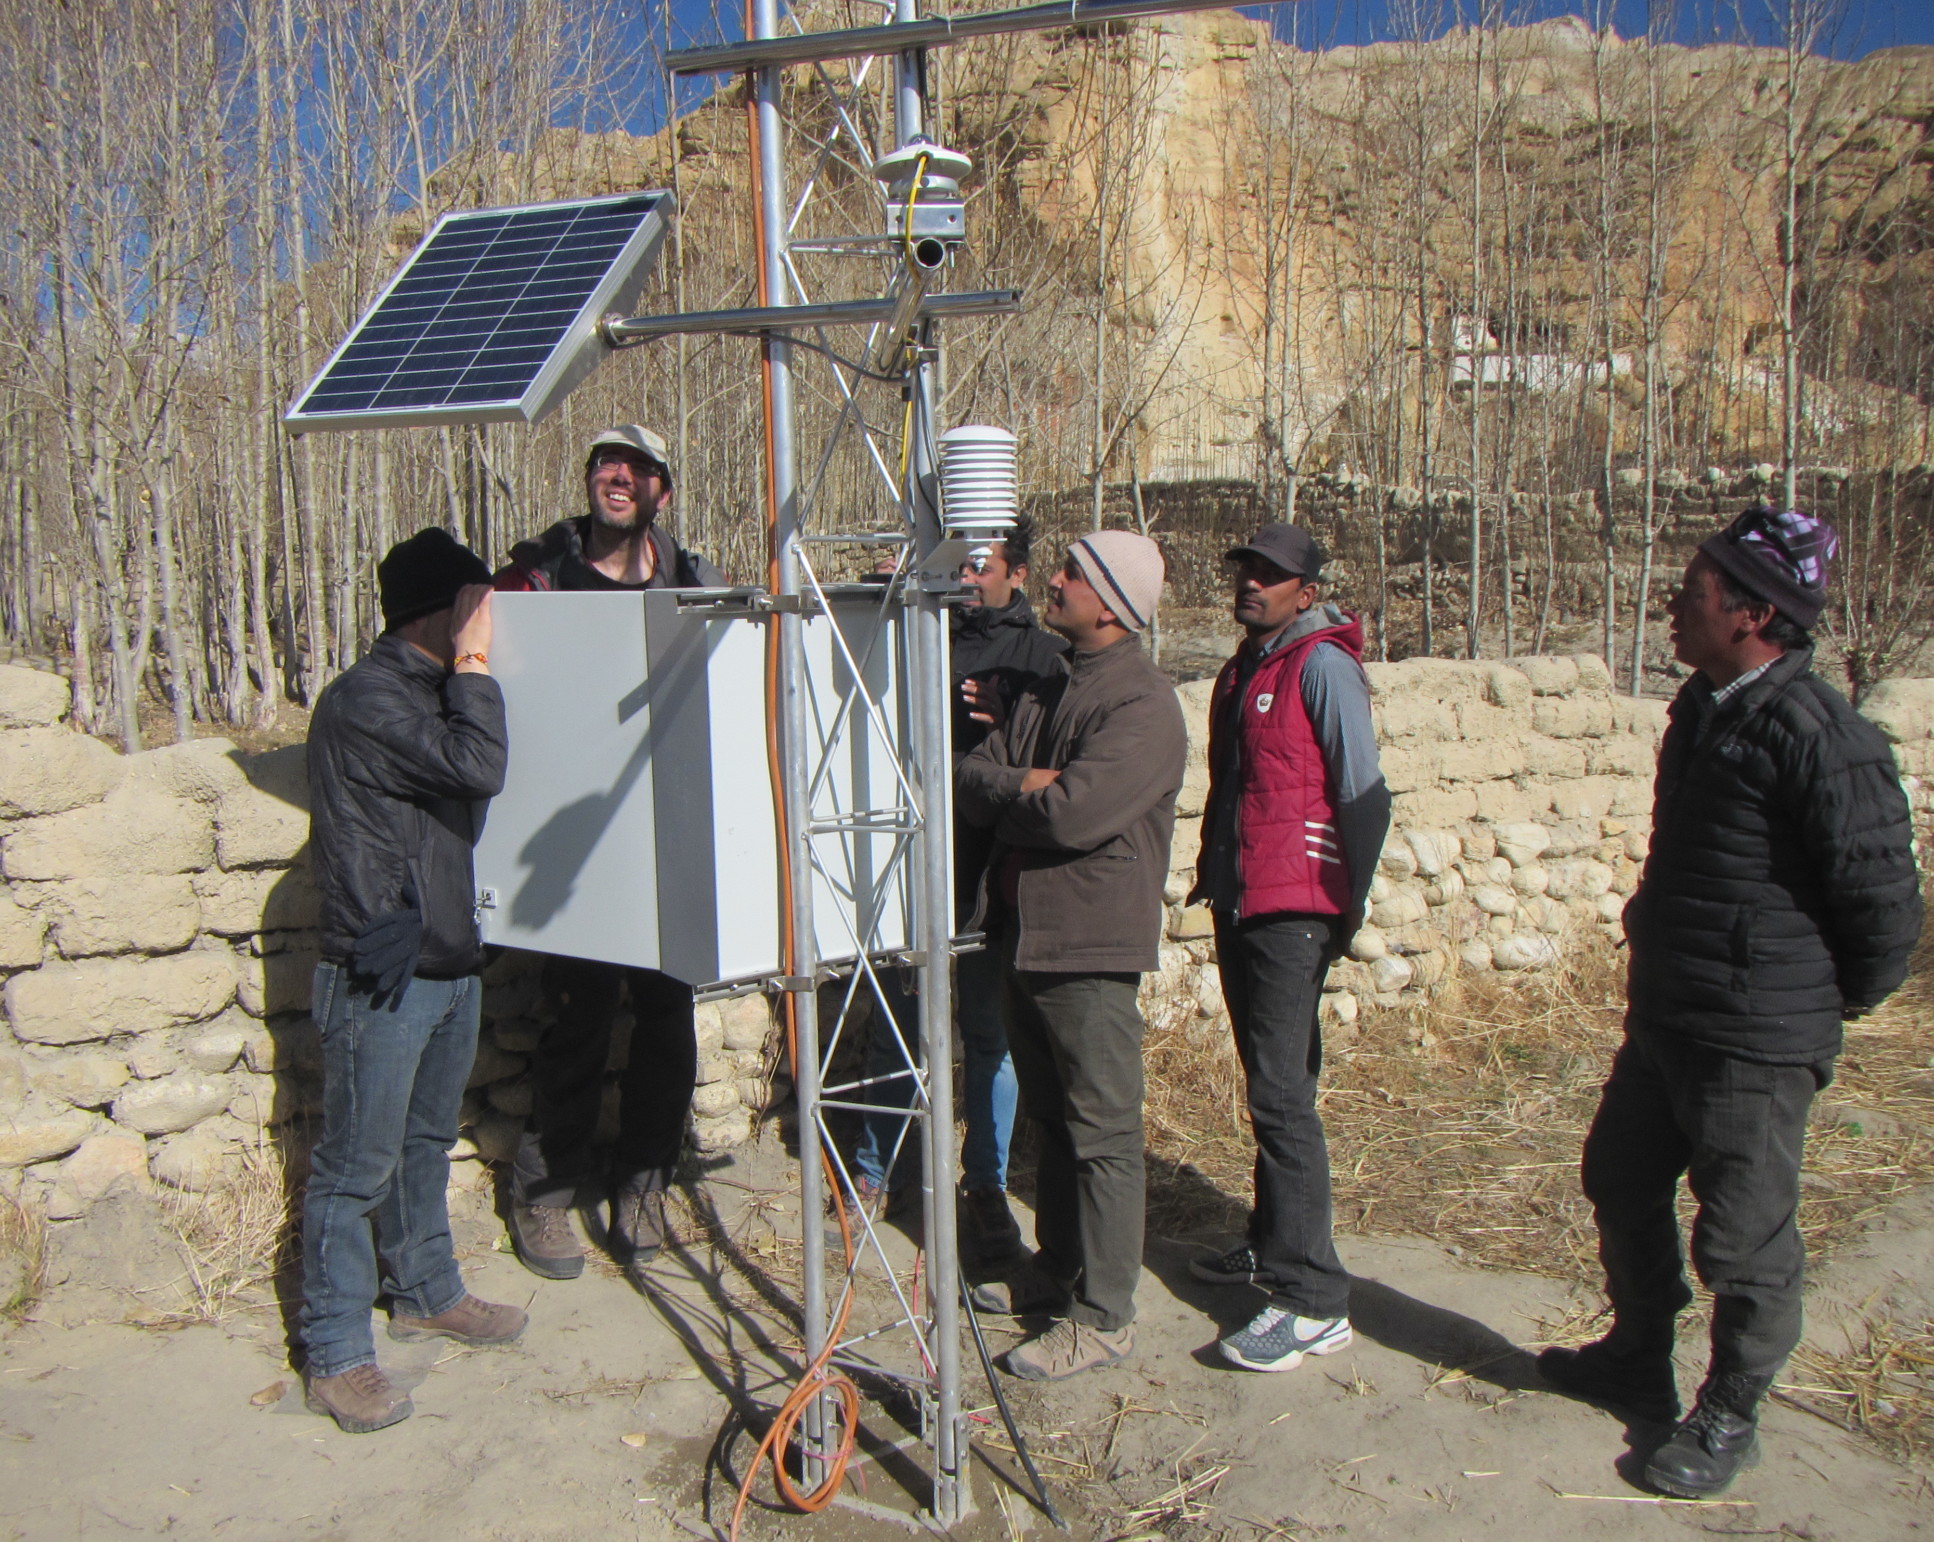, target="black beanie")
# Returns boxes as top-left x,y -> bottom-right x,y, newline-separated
378,528 -> 492,630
